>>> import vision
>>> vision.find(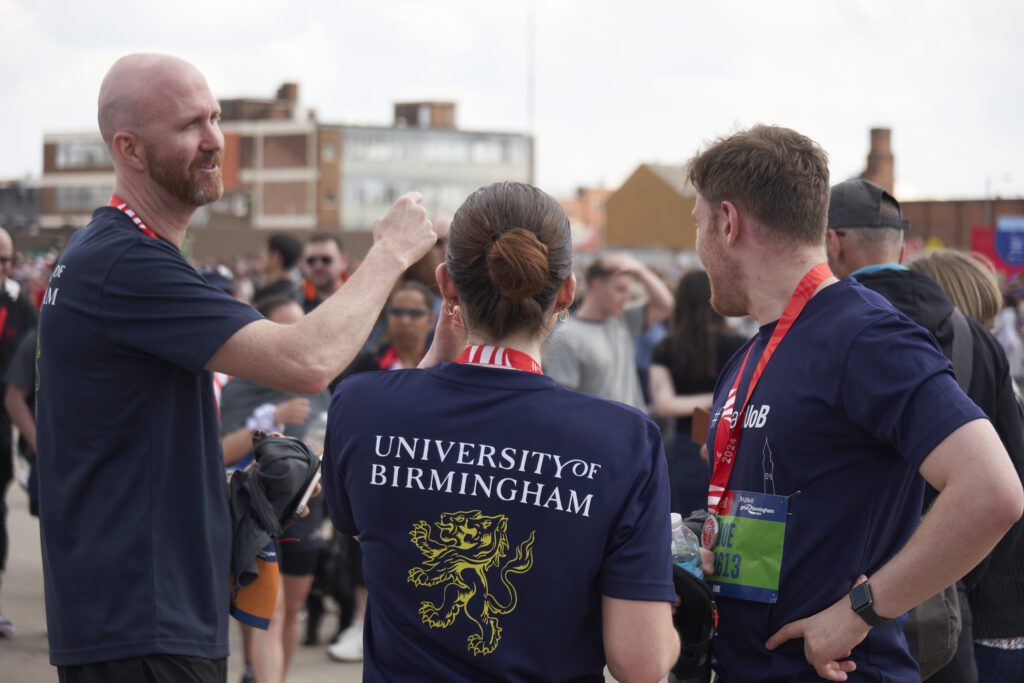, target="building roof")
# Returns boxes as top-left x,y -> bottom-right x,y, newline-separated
644,164 -> 693,196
